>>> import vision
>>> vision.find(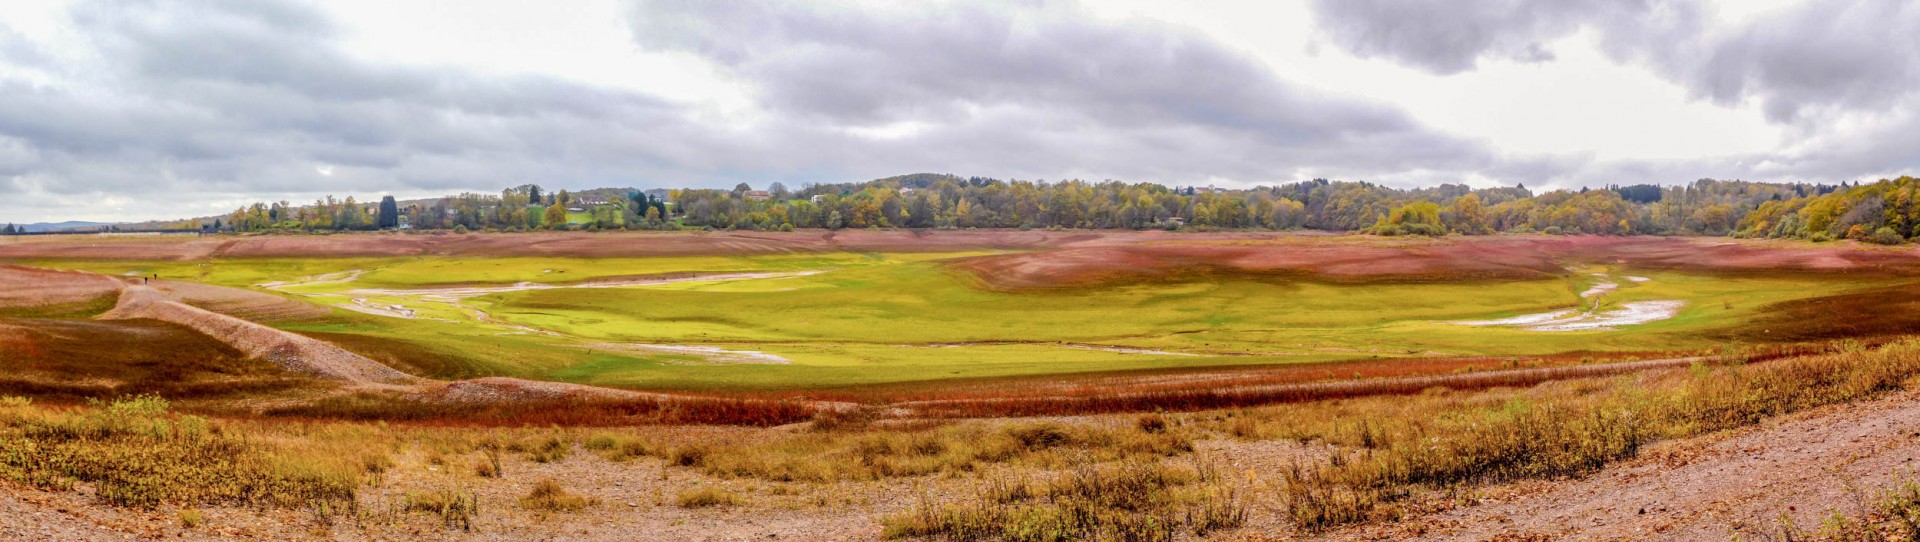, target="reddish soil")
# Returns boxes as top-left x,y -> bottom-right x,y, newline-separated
0,317 -> 306,401
950,234 -> 1920,290
99,286 -> 423,385
0,229 -> 1104,260
149,280 -> 330,322
893,356 -> 1706,418
12,231 -> 1919,290
0,265 -> 121,310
